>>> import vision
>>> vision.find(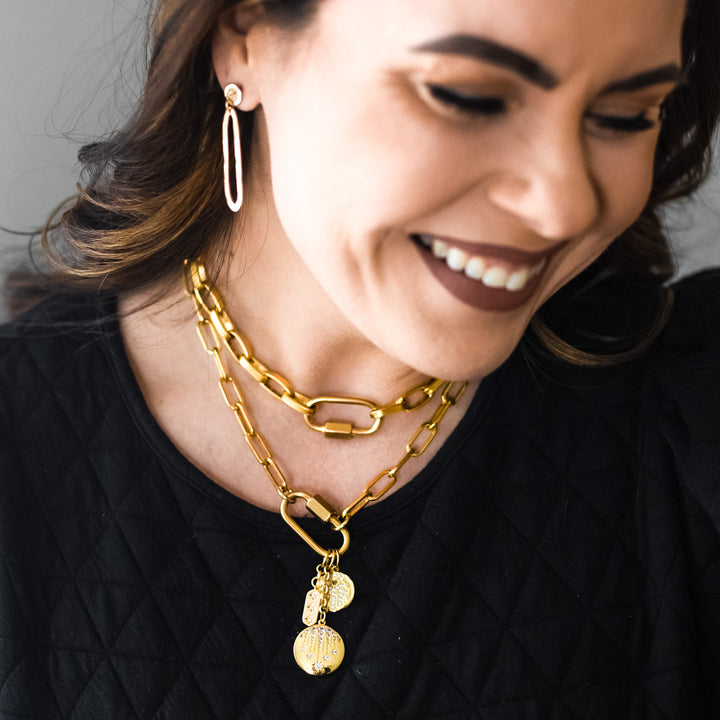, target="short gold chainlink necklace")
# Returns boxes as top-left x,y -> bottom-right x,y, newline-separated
187,260 -> 445,440
185,259 -> 467,675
